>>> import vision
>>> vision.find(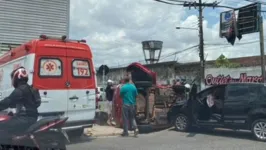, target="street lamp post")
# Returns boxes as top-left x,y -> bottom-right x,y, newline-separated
142,40 -> 163,64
